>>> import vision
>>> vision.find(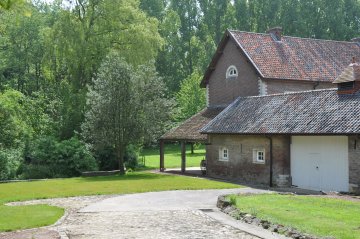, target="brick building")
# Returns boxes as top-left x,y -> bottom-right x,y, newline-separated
161,28 -> 360,193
